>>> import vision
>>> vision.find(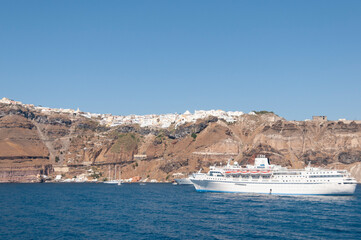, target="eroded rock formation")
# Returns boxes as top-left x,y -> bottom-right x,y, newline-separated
1,102 -> 361,182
